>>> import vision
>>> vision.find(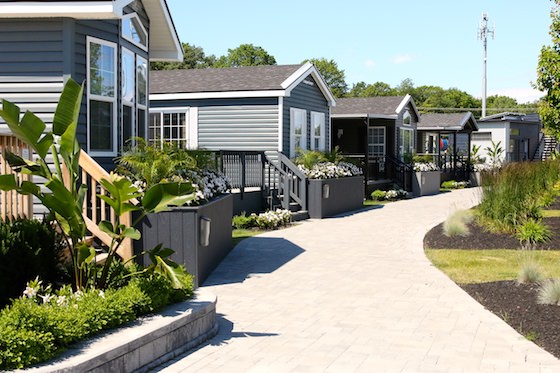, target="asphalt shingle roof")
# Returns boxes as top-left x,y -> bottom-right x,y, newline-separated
150,64 -> 304,94
418,112 -> 478,131
331,96 -> 406,116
